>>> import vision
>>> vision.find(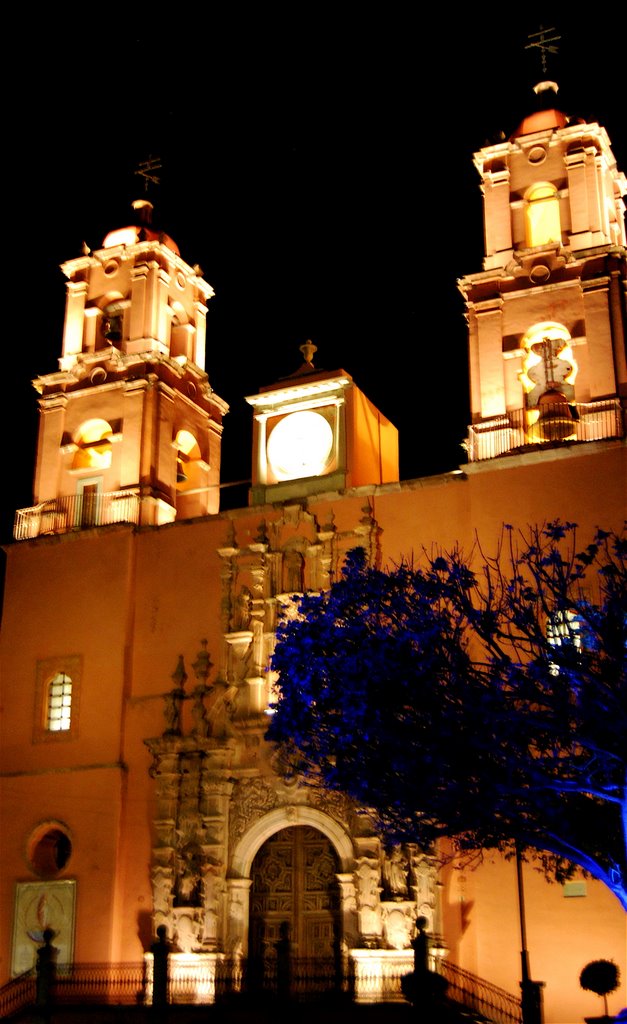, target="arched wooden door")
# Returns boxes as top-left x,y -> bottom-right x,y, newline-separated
250,825 -> 340,960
